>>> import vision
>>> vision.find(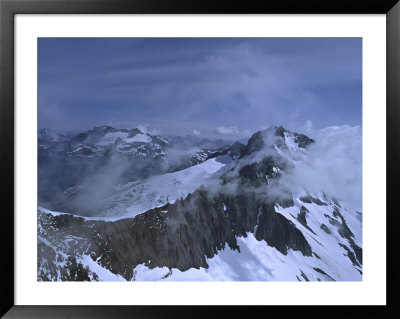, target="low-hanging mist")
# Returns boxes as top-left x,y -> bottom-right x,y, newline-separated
279,125 -> 362,210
